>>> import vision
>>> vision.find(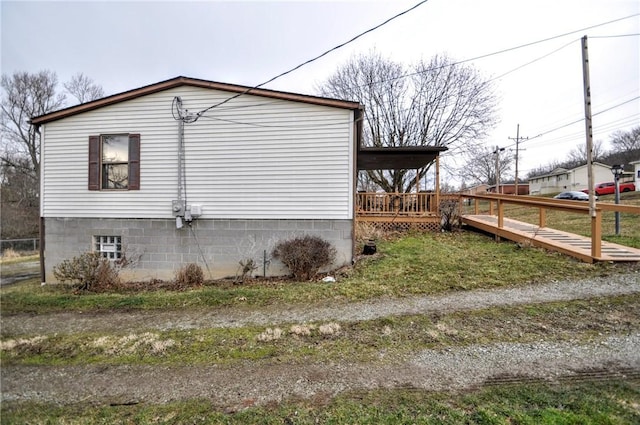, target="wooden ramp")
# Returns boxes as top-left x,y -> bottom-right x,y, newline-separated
463,214 -> 640,263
